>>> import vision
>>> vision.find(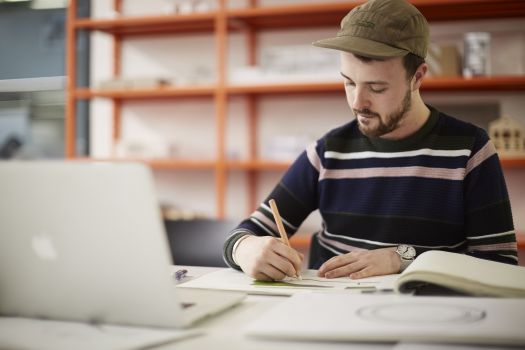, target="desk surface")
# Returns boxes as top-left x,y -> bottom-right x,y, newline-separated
160,266 -> 394,350
1,266 -> 519,350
